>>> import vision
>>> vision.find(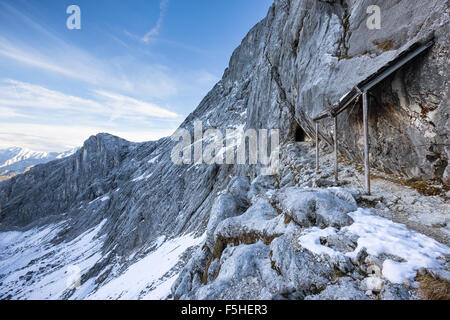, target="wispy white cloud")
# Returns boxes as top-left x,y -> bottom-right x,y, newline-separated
0,36 -> 181,99
142,0 -> 169,43
94,90 -> 179,119
0,106 -> 29,118
0,37 -> 85,80
0,79 -> 180,120
0,79 -> 103,111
